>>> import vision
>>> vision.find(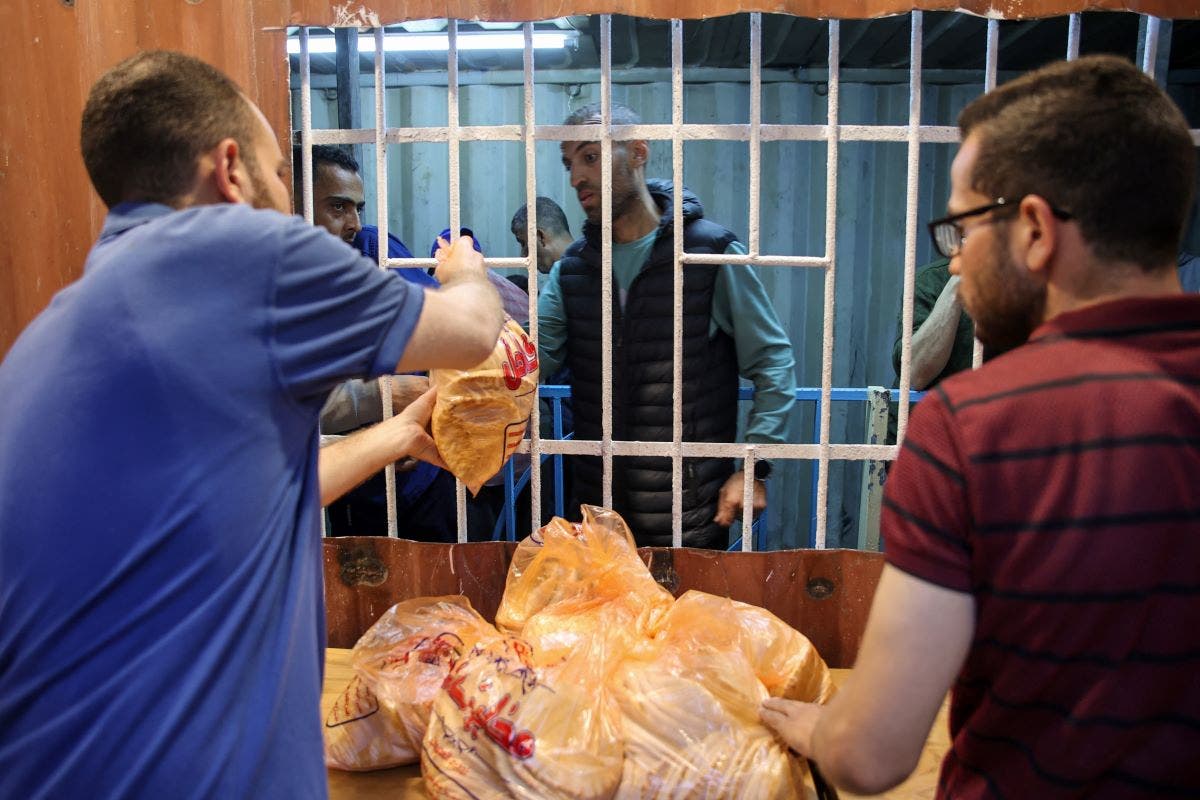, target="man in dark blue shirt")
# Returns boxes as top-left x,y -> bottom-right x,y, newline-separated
0,51 -> 503,799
